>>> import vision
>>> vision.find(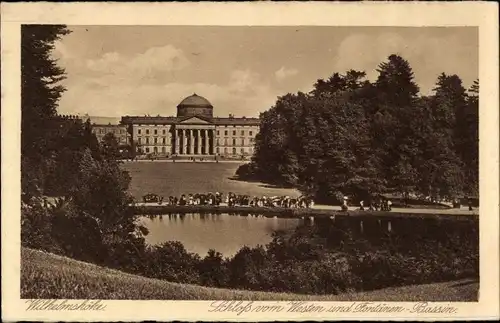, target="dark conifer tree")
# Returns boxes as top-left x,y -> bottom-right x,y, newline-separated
21,25 -> 71,200
373,55 -> 421,197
